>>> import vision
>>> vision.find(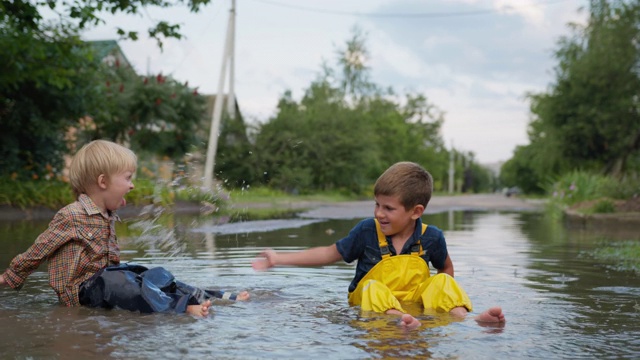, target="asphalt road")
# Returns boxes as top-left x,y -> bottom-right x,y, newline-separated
0,193 -> 543,222
299,193 -> 543,220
